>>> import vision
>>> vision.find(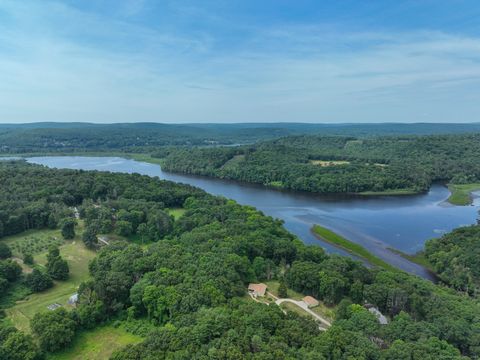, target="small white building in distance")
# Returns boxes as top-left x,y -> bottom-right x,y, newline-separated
248,283 -> 267,298
303,296 -> 319,308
